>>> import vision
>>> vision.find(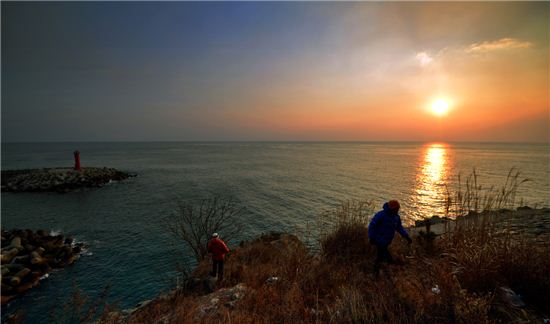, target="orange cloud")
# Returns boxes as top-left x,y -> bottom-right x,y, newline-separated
465,38 -> 533,53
